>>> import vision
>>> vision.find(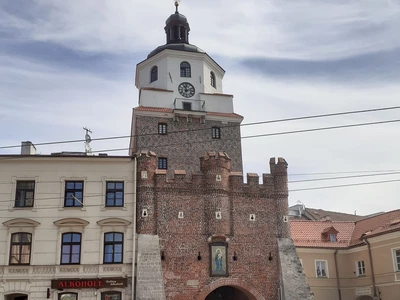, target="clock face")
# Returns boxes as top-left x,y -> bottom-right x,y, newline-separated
178,82 -> 195,98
